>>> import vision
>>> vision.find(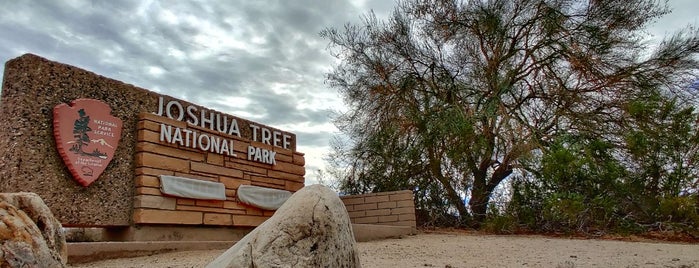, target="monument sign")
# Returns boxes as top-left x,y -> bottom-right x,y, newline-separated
0,54 -> 305,230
